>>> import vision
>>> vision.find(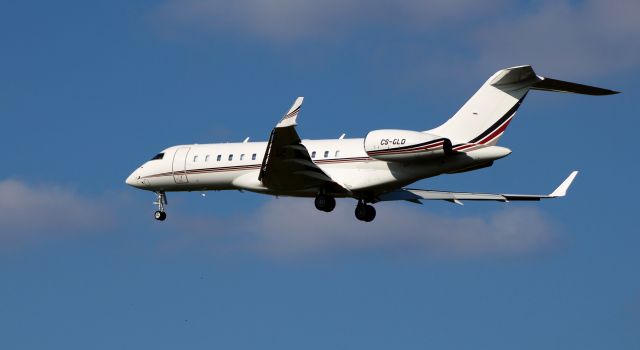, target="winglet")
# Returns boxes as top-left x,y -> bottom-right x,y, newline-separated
276,97 -> 304,128
549,171 -> 579,197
